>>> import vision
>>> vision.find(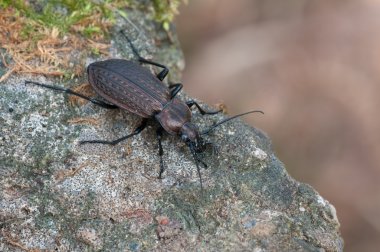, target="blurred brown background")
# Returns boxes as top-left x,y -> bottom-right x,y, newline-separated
176,0 -> 380,251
